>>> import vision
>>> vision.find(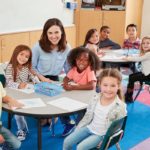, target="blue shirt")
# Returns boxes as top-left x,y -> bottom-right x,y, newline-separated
32,42 -> 71,76
99,39 -> 121,49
